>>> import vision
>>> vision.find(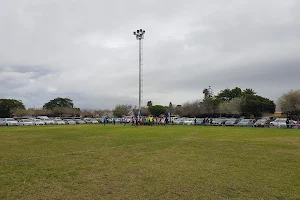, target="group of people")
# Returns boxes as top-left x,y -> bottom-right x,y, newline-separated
103,116 -> 171,126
